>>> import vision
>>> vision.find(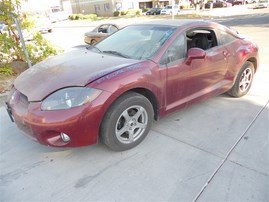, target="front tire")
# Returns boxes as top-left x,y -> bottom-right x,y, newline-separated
228,61 -> 255,97
100,92 -> 154,151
